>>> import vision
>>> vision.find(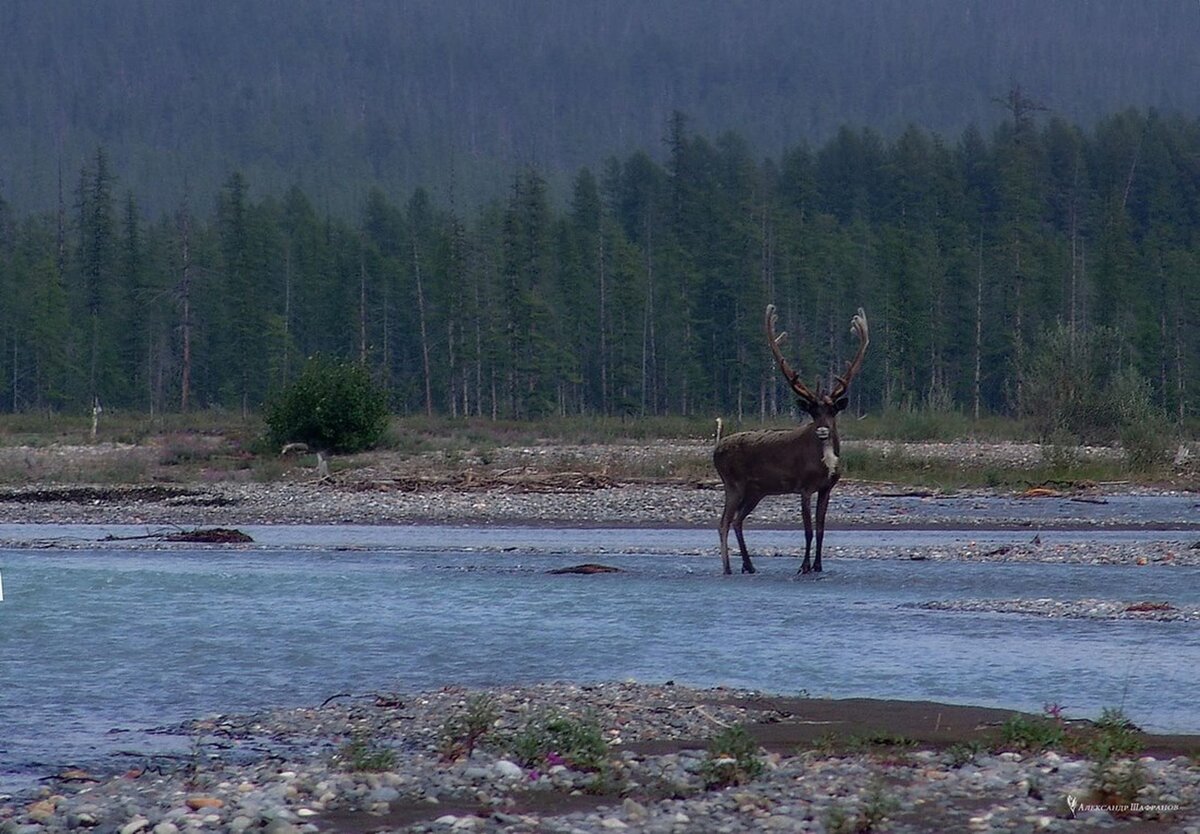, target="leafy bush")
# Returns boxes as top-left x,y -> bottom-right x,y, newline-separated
1023,325 -> 1174,461
336,733 -> 396,772
264,356 -> 389,453
506,710 -> 609,772
945,741 -> 984,768
826,782 -> 900,834
1089,758 -> 1147,812
439,694 -> 499,760
1110,370 -> 1172,472
1041,428 -> 1081,471
1022,324 -> 1118,440
999,713 -> 1066,752
1088,707 -> 1143,759
700,724 -> 764,788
